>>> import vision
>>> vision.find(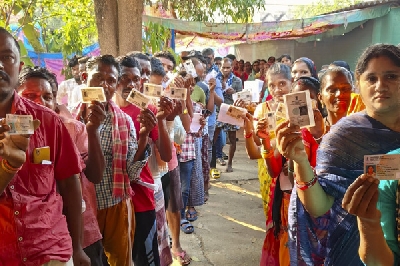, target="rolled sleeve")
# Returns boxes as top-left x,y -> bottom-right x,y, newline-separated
126,116 -> 151,181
